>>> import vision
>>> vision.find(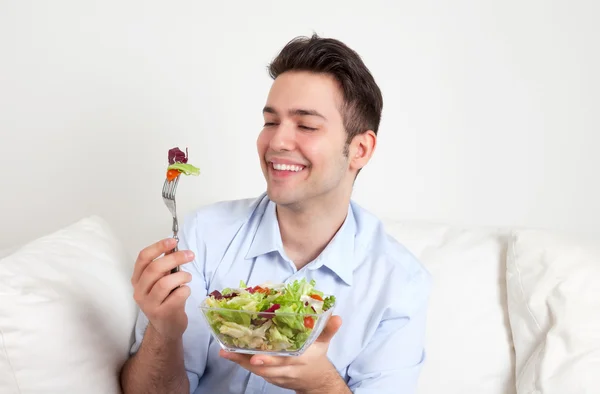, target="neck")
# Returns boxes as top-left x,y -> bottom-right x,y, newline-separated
276,192 -> 351,270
